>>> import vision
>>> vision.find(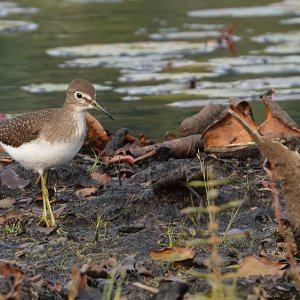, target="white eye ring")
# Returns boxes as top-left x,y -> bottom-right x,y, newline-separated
75,92 -> 83,100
